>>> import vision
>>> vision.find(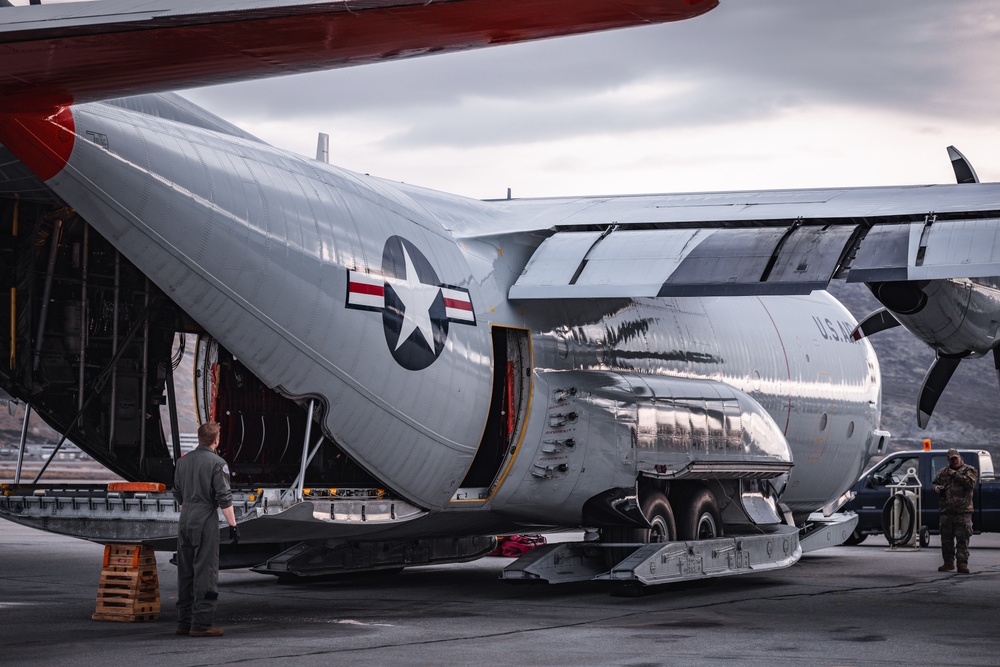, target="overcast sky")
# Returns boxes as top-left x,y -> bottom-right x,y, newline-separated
170,1 -> 998,200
